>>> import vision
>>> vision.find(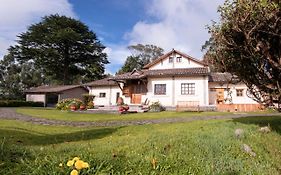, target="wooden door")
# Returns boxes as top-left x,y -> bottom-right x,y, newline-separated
131,94 -> 142,104
216,88 -> 224,104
